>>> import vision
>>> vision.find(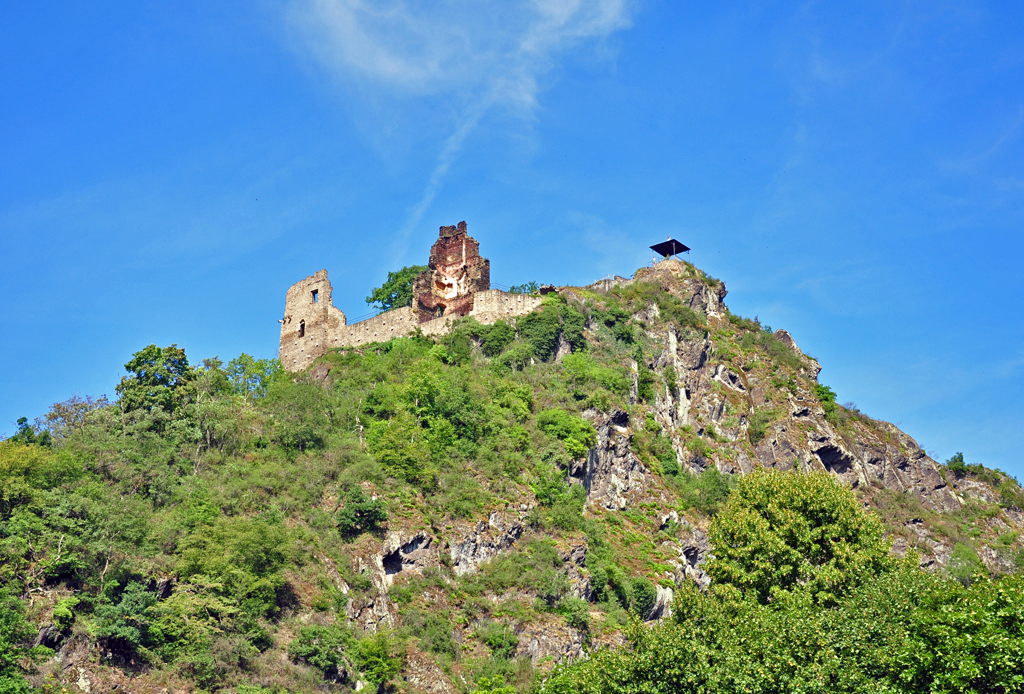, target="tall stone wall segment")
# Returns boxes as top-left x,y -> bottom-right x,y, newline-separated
414,220 -> 491,321
279,269 -> 348,370
279,223 -> 543,372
